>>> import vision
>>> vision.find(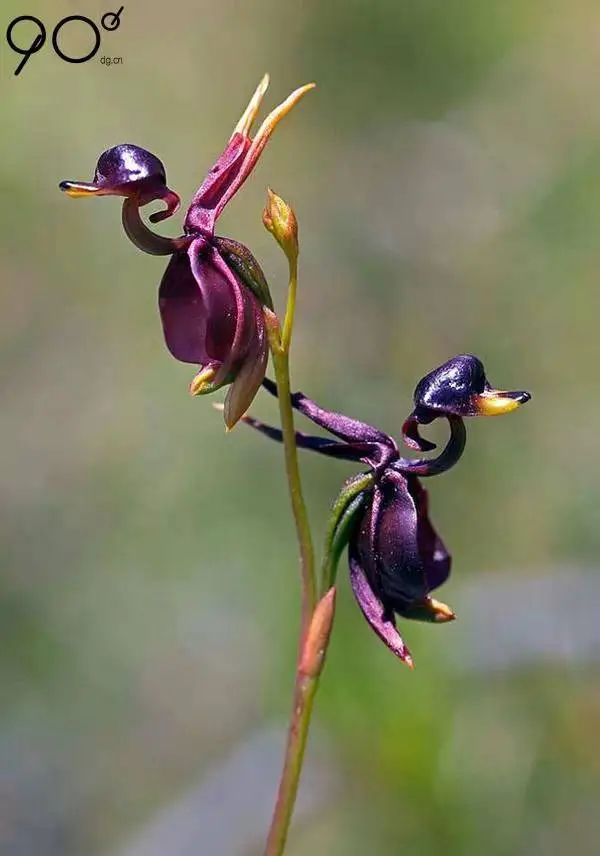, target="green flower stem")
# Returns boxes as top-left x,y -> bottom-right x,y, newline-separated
266,315 -> 316,637
263,587 -> 336,856
264,474 -> 372,855
262,251 -> 319,856
281,255 -> 297,353
263,668 -> 319,856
